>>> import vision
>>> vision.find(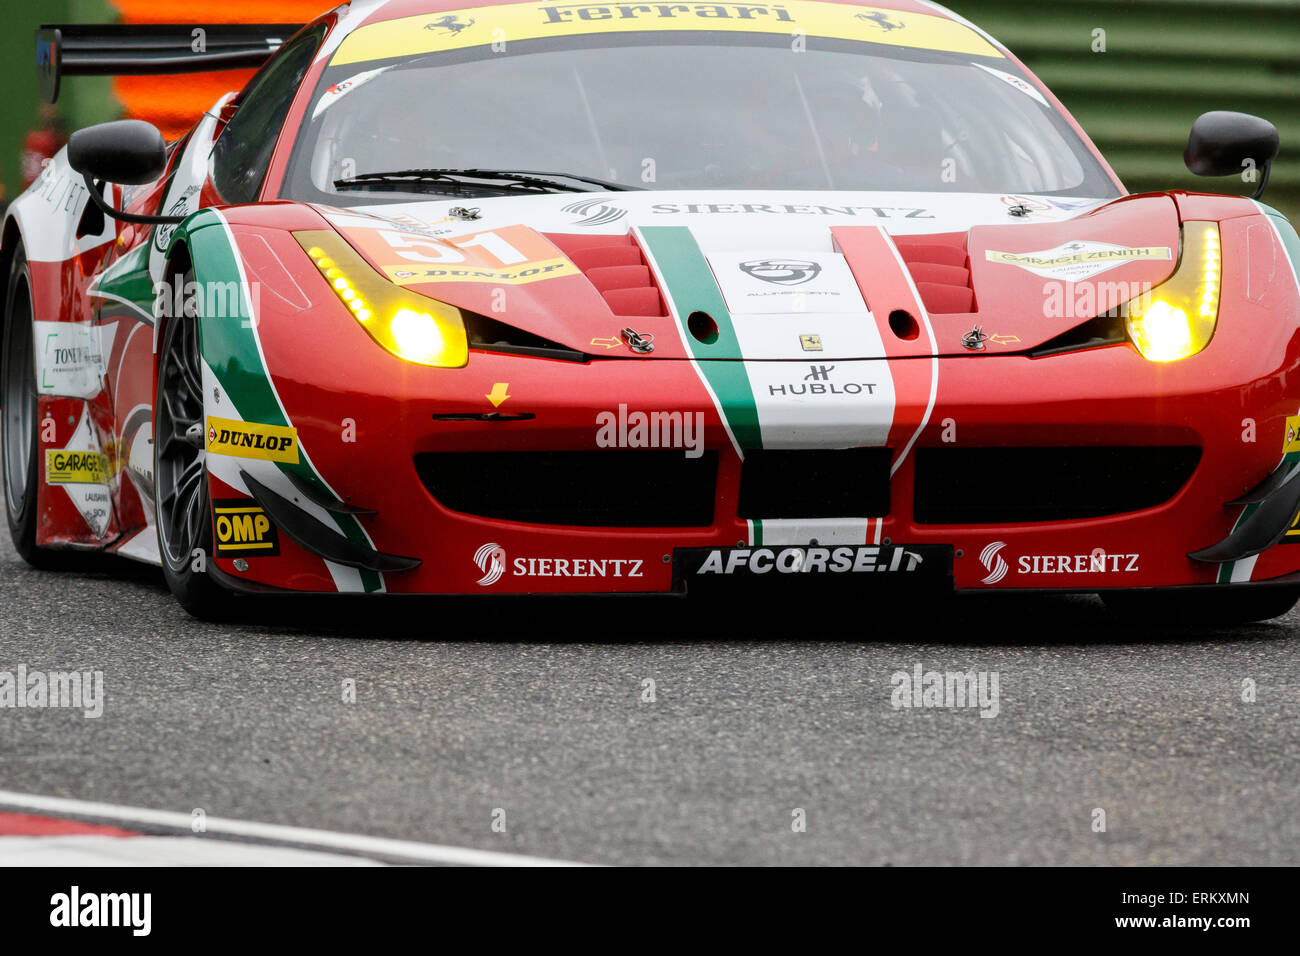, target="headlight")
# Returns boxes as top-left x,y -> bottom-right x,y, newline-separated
293,230 -> 468,368
1122,221 -> 1220,362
